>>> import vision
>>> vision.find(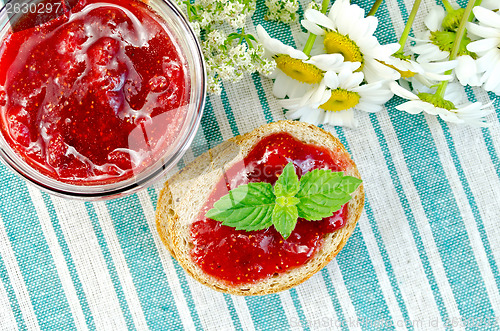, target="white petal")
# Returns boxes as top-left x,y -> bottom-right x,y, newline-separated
467,38 -> 500,53
396,100 -> 425,114
455,56 -> 481,86
425,6 -> 445,31
390,81 -> 419,100
341,71 -> 364,89
467,22 -> 500,39
356,102 -> 383,113
304,9 -> 336,31
483,59 -> 500,92
418,60 -> 457,73
473,6 -> 500,29
273,73 -> 291,98
324,110 -> 358,128
301,108 -> 325,125
306,54 -> 345,71
301,19 -> 326,36
324,71 -> 340,89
